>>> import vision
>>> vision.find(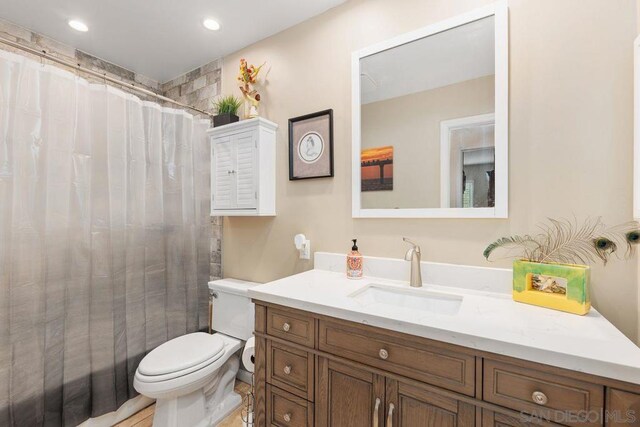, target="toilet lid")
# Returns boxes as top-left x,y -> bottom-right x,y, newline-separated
138,332 -> 225,376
